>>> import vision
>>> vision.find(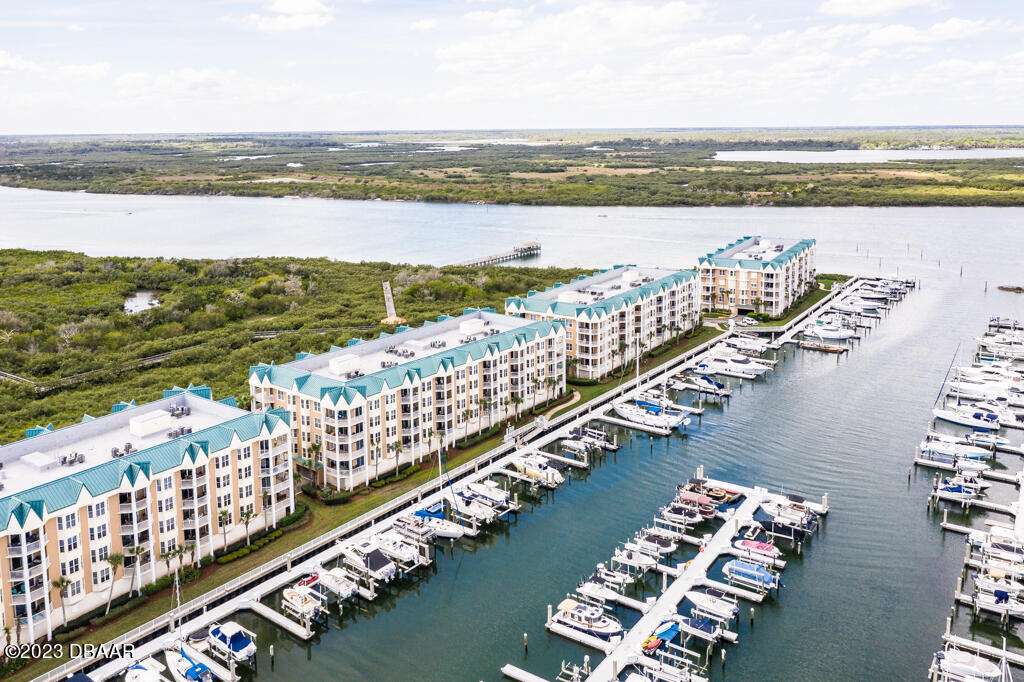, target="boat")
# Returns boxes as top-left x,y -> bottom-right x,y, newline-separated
413,502 -> 466,538
445,489 -> 500,523
613,547 -> 658,571
760,500 -> 818,533
932,406 -> 1000,431
509,453 -> 564,487
660,503 -> 702,526
978,334 -> 1024,359
391,515 -> 437,543
920,436 -> 991,460
645,620 -> 680,651
803,323 -> 854,340
340,540 -> 398,582
975,569 -> 1024,597
577,575 -> 622,602
282,585 -> 327,622
944,473 -> 991,492
722,559 -> 780,591
125,659 -> 168,682
466,480 -> 510,506
734,538 -> 782,560
724,336 -> 769,354
317,565 -> 358,600
164,647 -> 212,682
373,530 -> 420,564
685,589 -> 738,620
612,400 -> 686,429
934,647 -> 1002,680
757,520 -> 807,542
692,362 -> 716,376
964,432 -> 1017,450
636,389 -> 701,415
551,598 -> 623,639
560,438 -> 592,455
973,590 -> 1024,617
207,621 -> 257,662
633,531 -> 676,555
675,615 -> 722,643
595,562 -> 634,586
295,572 -> 318,587
933,480 -> 977,503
